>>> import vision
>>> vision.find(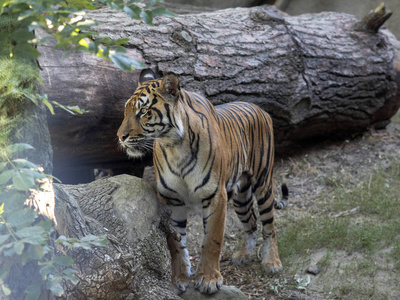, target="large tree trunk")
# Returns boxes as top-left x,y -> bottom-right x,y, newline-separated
37,4 -> 400,181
